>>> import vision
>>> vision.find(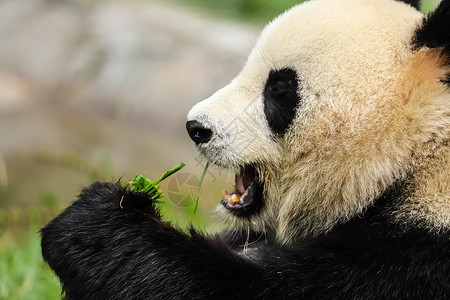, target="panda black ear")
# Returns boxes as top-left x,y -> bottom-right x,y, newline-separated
412,0 -> 450,50
397,0 -> 421,10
